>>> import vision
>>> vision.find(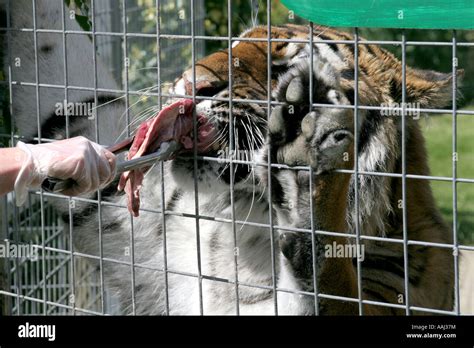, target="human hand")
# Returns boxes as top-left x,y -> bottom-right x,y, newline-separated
14,136 -> 116,205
